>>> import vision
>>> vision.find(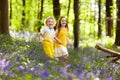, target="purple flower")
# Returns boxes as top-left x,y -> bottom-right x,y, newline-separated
28,66 -> 39,74
68,76 -> 73,80
73,66 -> 85,77
60,67 -> 71,78
8,71 -> 14,78
73,68 -> 80,77
60,67 -> 67,73
3,62 -> 14,72
86,72 -> 95,79
79,71 -> 85,79
0,58 -> 13,72
96,70 -> 101,76
29,49 -> 34,55
44,61 -> 50,66
83,56 -> 88,62
92,65 -> 96,72
66,64 -> 71,68
39,70 -> 50,79
15,54 -> 20,60
106,76 -> 113,80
